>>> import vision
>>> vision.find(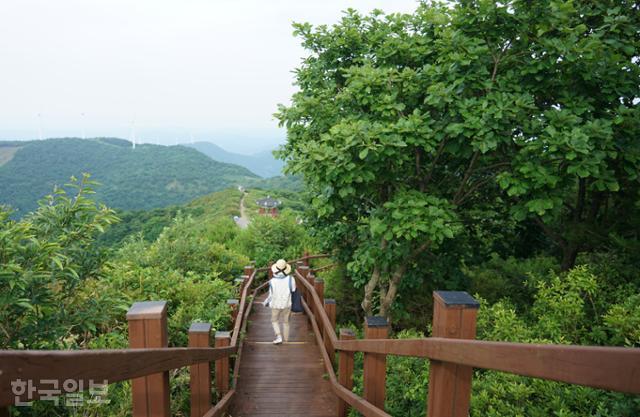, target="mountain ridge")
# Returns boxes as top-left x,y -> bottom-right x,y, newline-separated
185,141 -> 284,178
0,137 -> 257,215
